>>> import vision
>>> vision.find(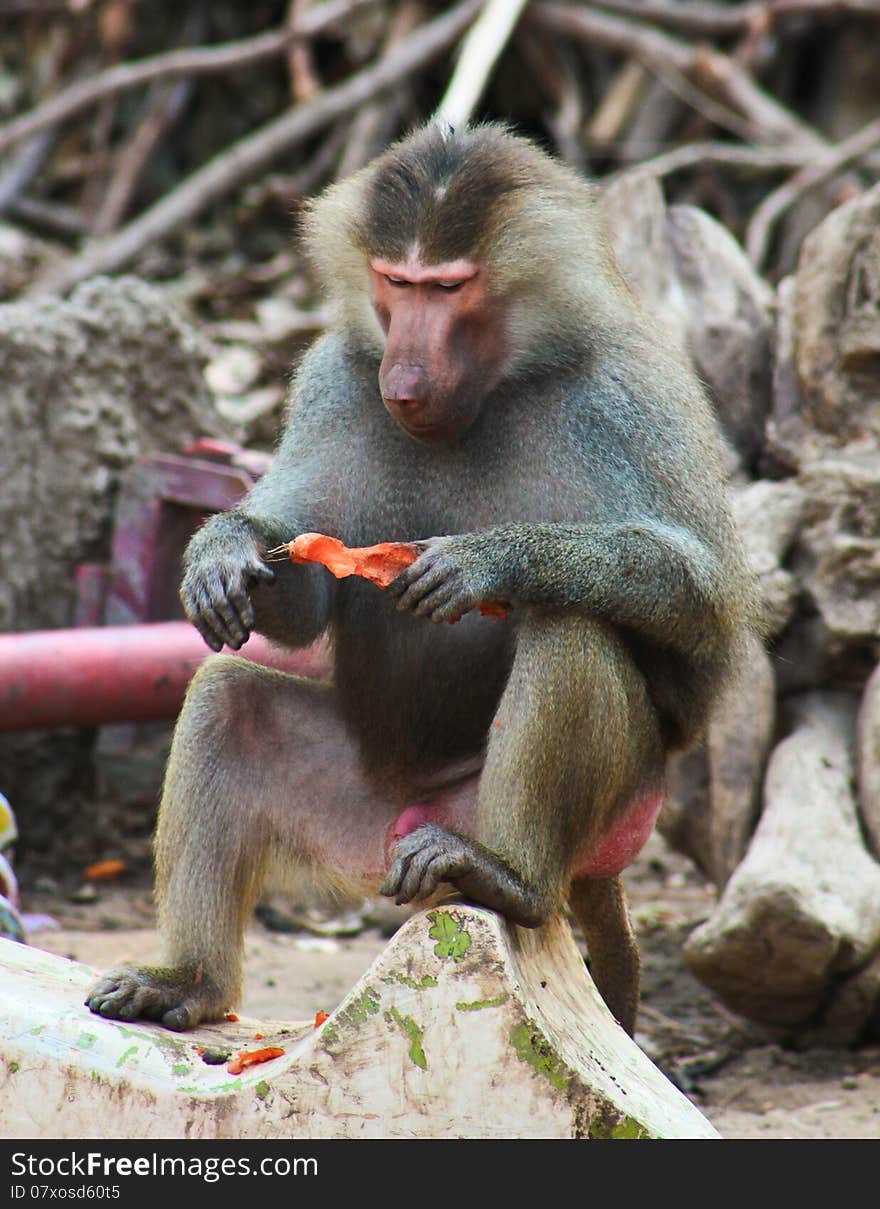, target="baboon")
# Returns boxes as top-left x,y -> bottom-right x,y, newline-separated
87,122 -> 755,1036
